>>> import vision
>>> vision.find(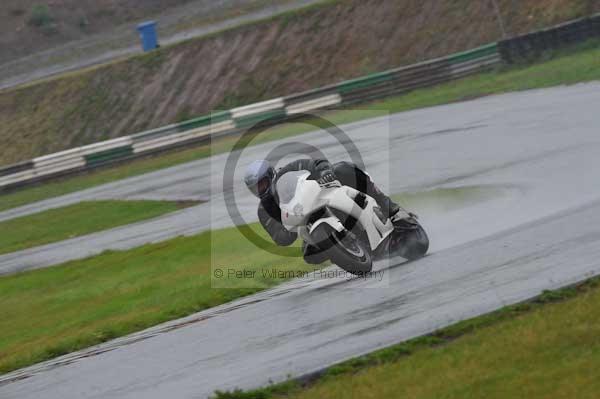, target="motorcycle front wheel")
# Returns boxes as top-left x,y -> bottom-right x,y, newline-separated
312,224 -> 372,275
